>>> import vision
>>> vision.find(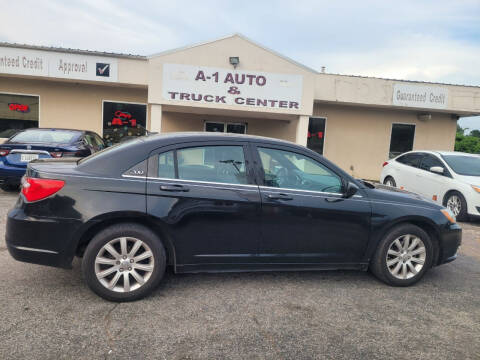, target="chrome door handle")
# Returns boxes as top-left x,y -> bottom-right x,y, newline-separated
160,184 -> 189,192
266,193 -> 293,201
